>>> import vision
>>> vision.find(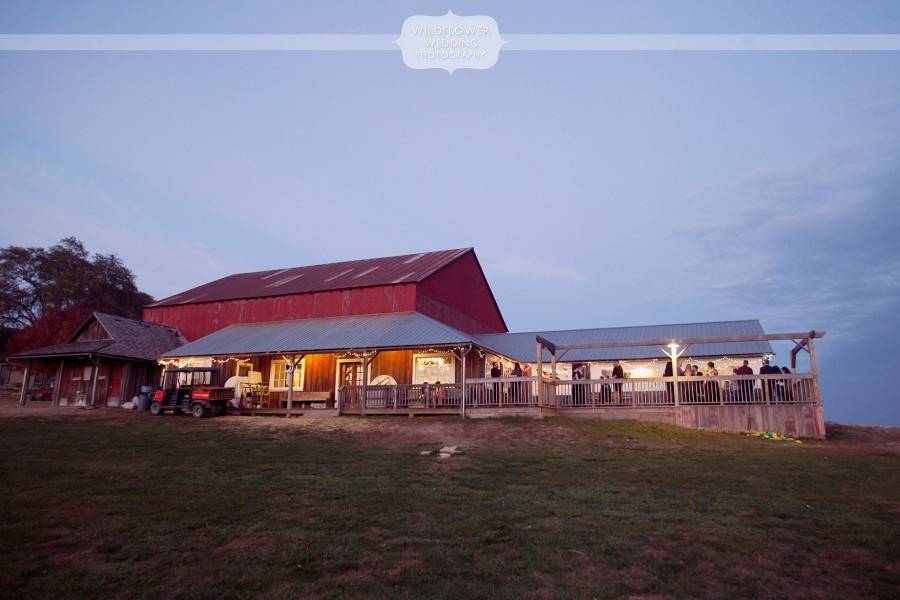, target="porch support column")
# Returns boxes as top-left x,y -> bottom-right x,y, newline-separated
89,357 -> 101,407
52,358 -> 65,406
18,360 -> 31,406
454,346 -> 471,418
808,333 -> 821,405
535,340 -> 543,405
361,352 -> 375,416
662,344 -> 686,407
285,354 -> 305,417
